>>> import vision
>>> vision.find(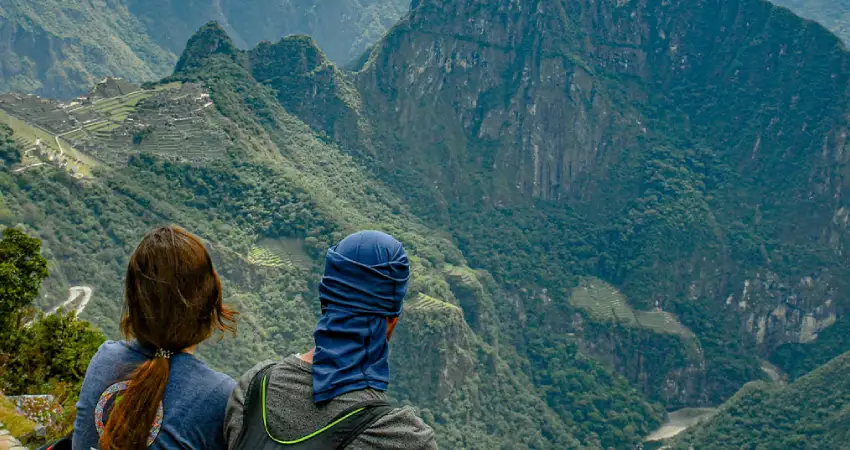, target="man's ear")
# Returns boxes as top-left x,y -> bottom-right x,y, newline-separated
386,316 -> 400,341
